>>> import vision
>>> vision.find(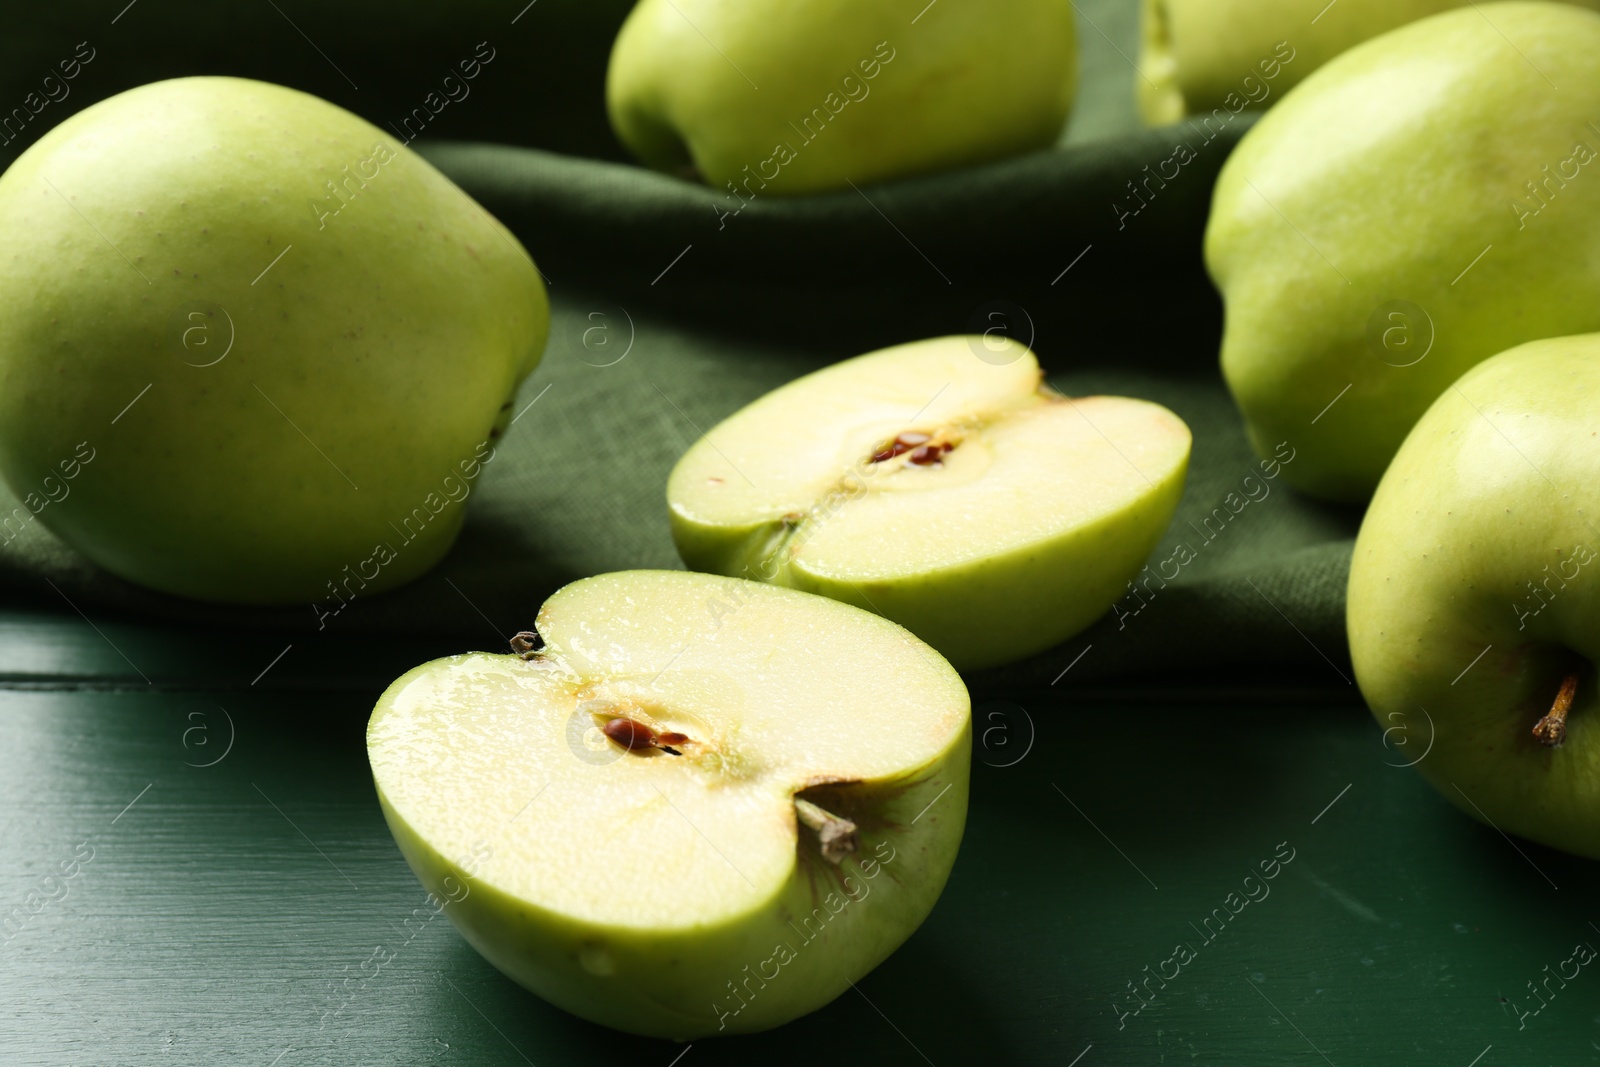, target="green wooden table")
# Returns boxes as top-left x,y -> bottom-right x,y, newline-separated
3,606 -> 1596,1066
